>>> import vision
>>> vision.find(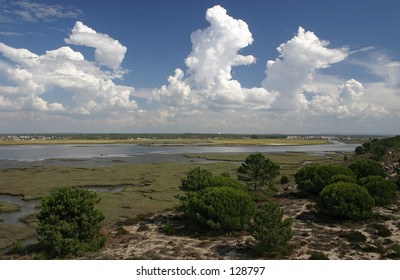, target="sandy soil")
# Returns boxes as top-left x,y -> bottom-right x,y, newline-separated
85,184 -> 400,260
